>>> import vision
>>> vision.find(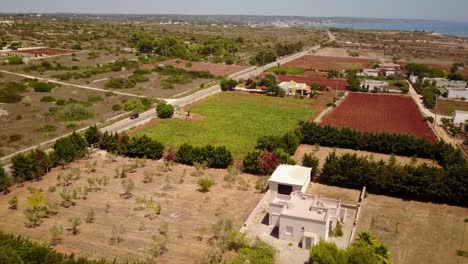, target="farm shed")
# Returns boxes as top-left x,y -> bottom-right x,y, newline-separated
452,110 -> 468,127
268,165 -> 311,195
